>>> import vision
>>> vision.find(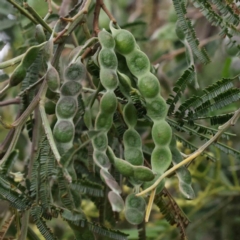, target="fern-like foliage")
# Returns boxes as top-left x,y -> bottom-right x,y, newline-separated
172,0 -> 210,64
154,189 -> 189,240
167,65 -> 195,115
31,206 -> 56,240
70,179 -> 104,197
177,77 -> 238,117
